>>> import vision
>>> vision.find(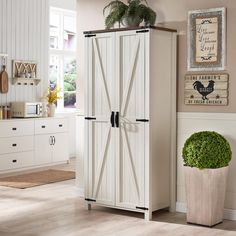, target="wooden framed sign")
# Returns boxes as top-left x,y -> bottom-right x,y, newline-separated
187,8 -> 226,71
185,74 -> 229,105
